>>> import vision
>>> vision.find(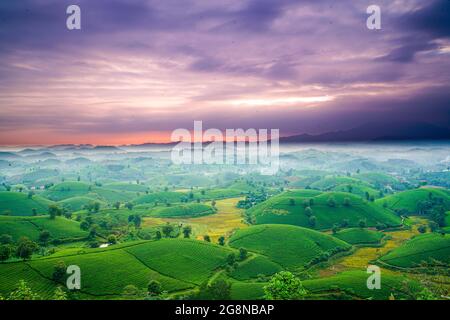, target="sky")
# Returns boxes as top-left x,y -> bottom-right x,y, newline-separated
0,0 -> 449,145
